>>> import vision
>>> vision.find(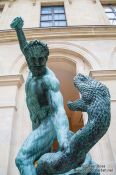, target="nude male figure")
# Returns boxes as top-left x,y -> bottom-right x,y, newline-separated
11,17 -> 70,175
